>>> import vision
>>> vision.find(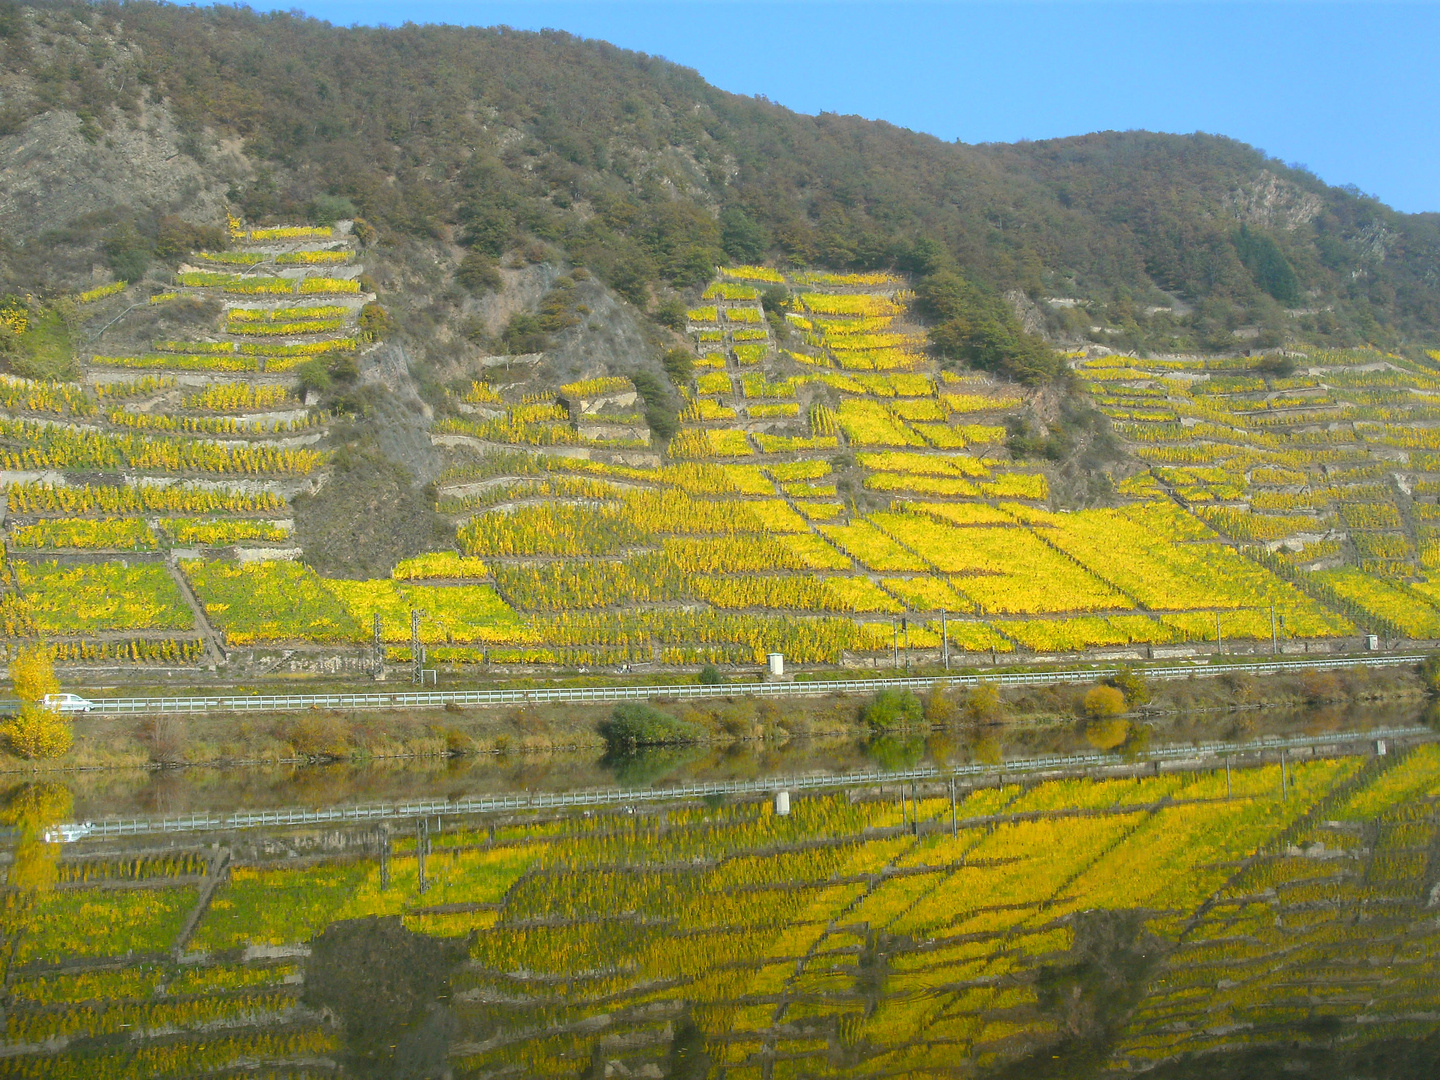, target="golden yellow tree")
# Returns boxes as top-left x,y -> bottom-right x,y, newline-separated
3,645 -> 72,760
11,644 -> 58,702
1083,684 -> 1127,719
